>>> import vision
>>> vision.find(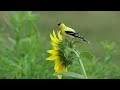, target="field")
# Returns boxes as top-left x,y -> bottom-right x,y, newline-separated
0,11 -> 120,79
